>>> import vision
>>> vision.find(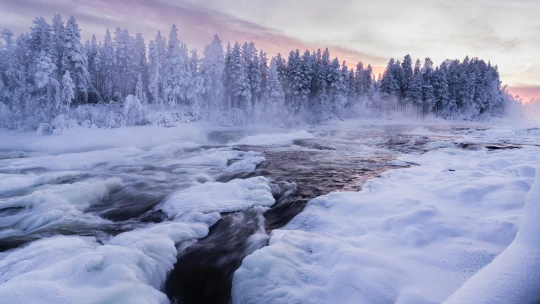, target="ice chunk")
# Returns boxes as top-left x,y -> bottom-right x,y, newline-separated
234,131 -> 314,146
0,212 -> 220,304
161,176 -> 275,217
